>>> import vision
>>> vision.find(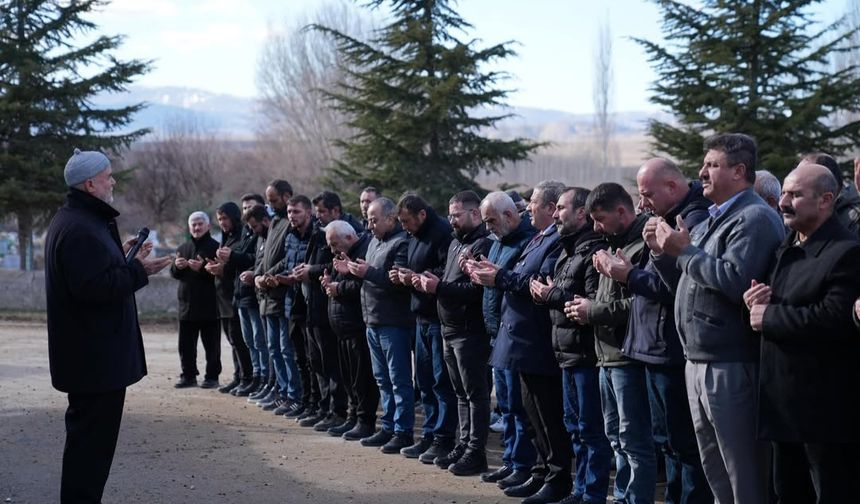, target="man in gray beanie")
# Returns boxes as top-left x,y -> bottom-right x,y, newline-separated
45,148 -> 172,503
